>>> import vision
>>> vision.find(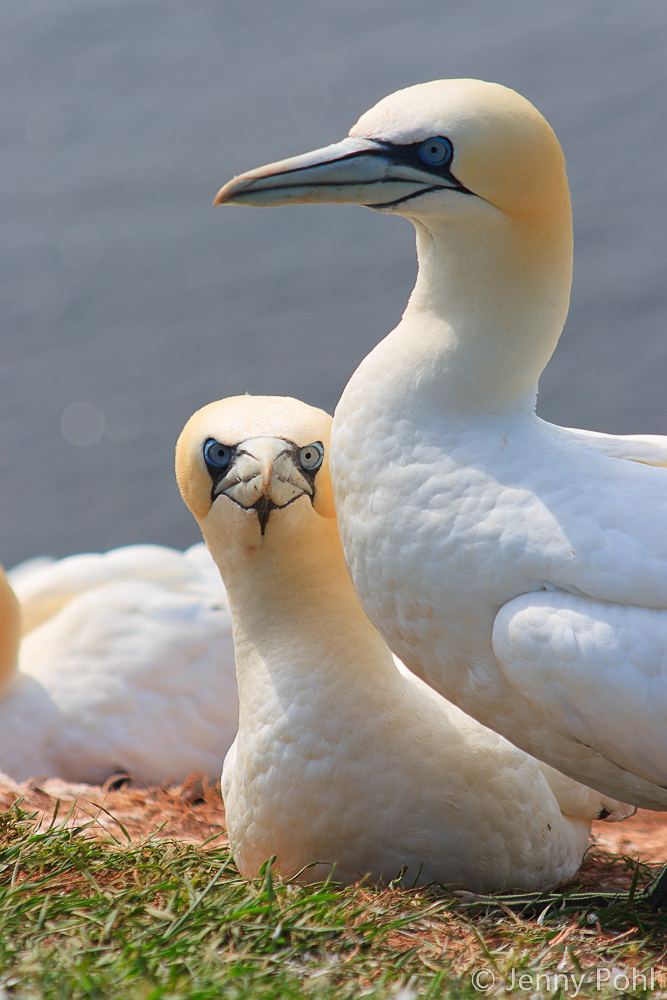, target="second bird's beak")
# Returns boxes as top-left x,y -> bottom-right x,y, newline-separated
214,136 -> 463,211
213,437 -> 313,535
